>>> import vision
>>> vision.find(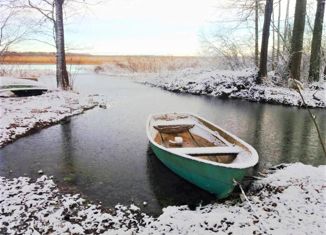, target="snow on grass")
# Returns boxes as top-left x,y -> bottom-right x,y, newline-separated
0,176 -> 150,234
0,163 -> 324,234
137,163 -> 326,235
0,90 -> 101,148
139,68 -> 326,108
